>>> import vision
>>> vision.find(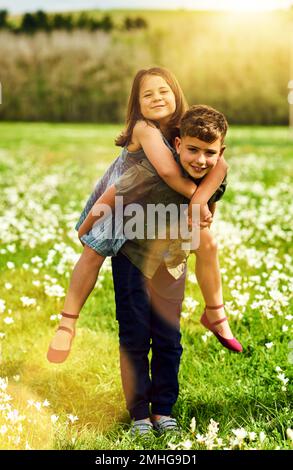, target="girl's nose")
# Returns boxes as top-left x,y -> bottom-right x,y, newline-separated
153,93 -> 163,101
